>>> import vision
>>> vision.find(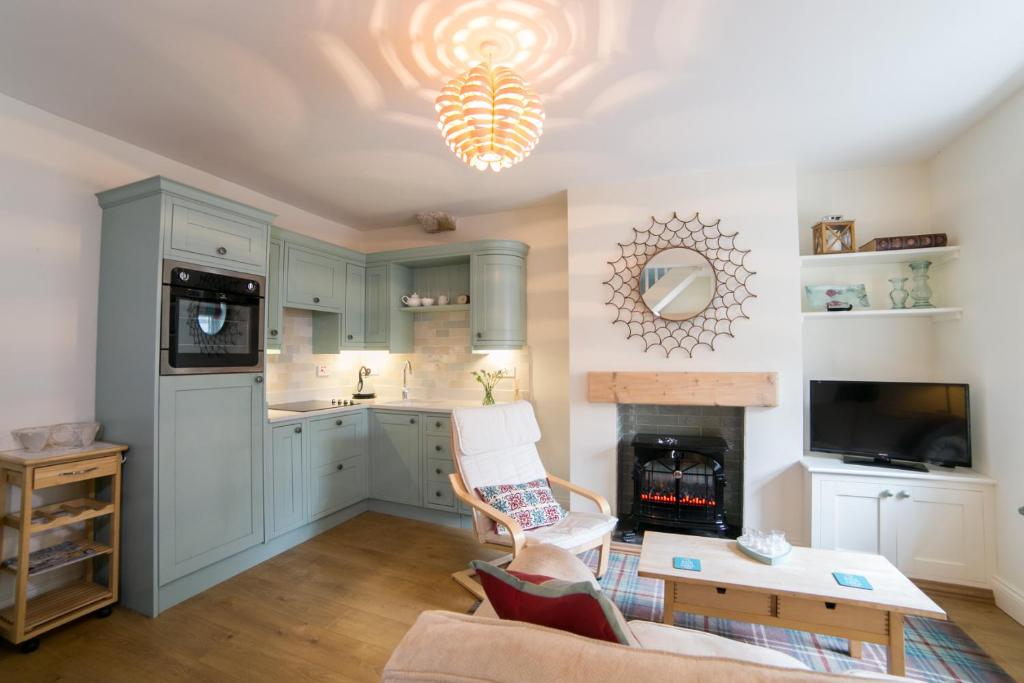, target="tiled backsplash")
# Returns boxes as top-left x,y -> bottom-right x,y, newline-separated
267,308 -> 530,404
616,404 -> 744,527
